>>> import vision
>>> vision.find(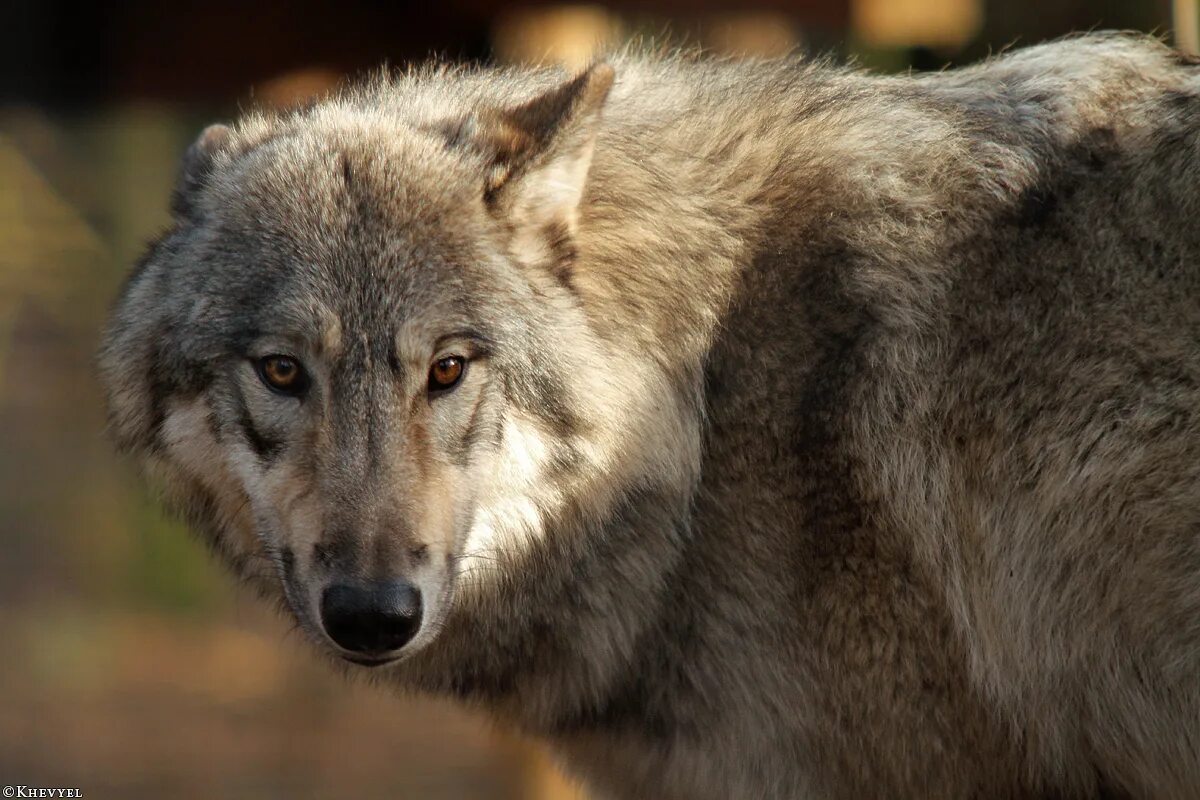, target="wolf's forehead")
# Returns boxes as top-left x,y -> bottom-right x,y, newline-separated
223,121 -> 471,218
201,119 -> 515,351
211,129 -> 490,273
